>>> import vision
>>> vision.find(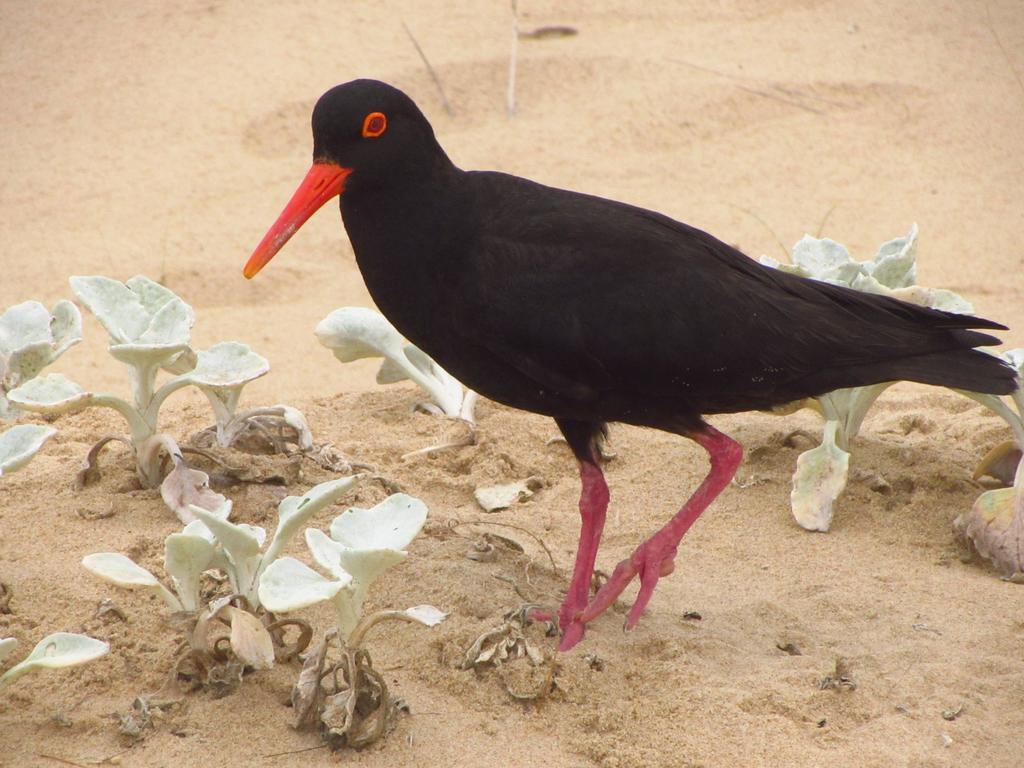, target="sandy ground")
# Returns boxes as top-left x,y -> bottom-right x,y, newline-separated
2,1 -> 1023,766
